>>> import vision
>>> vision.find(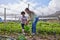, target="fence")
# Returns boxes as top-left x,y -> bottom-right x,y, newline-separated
0,7 -> 20,22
